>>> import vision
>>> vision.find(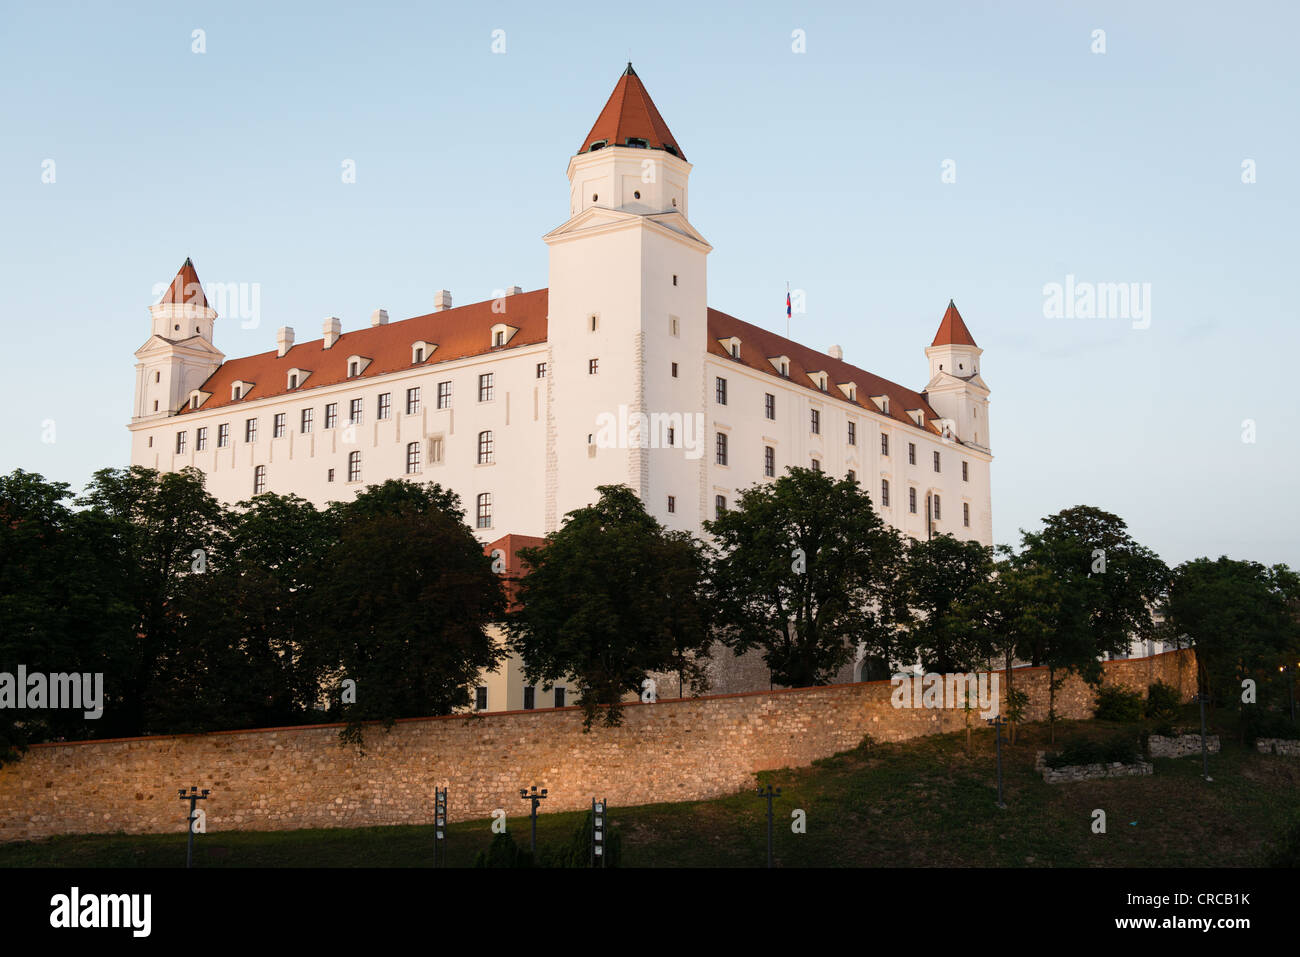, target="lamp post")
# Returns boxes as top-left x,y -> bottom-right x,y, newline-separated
591,798 -> 607,868
756,783 -> 781,868
519,785 -> 547,855
177,786 -> 210,869
433,787 -> 448,867
1197,692 -> 1213,783
987,715 -> 1007,808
